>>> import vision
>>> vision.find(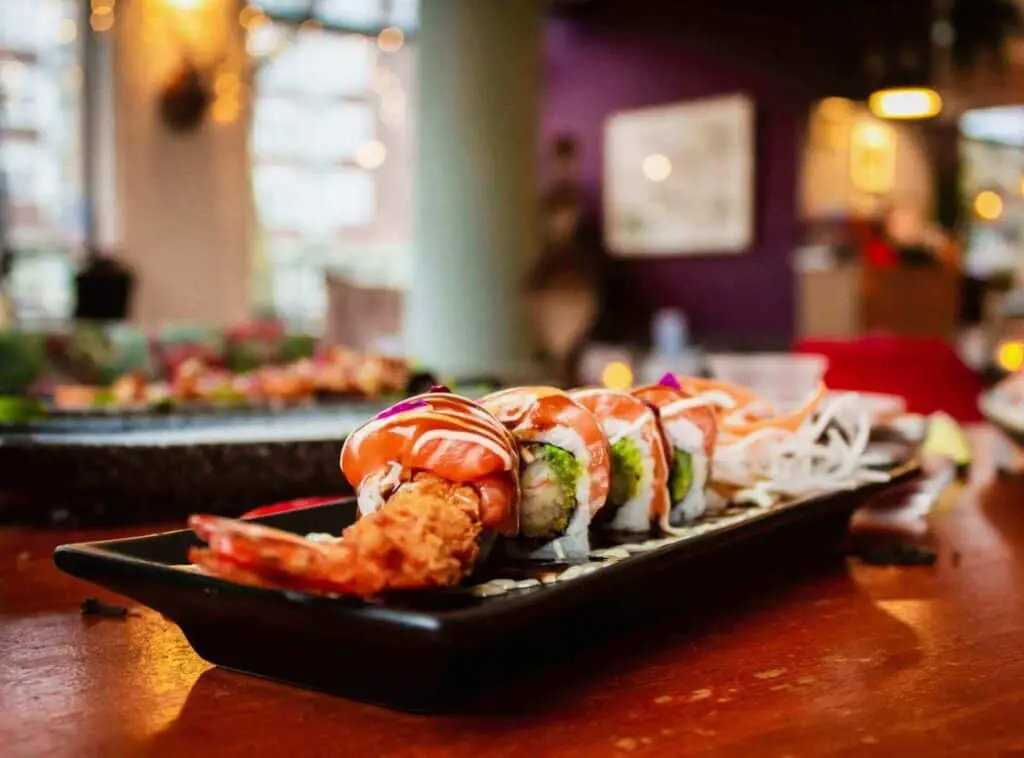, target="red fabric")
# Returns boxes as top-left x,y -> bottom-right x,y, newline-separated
795,336 -> 983,423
